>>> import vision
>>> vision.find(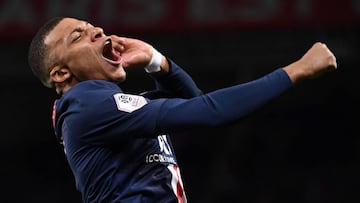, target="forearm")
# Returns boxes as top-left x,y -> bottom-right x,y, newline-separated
155,68 -> 292,132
